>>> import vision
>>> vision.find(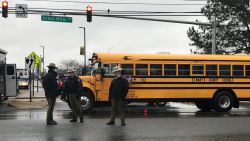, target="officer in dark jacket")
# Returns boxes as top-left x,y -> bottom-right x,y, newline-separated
107,66 -> 129,126
64,67 -> 83,123
42,63 -> 58,125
